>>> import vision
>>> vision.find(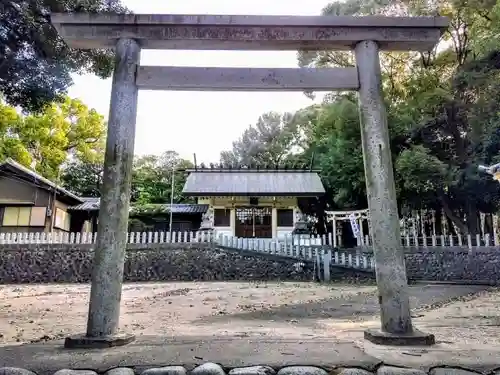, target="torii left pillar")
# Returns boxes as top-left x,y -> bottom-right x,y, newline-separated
65,38 -> 140,348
